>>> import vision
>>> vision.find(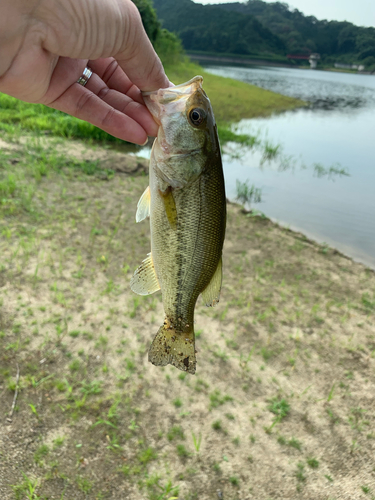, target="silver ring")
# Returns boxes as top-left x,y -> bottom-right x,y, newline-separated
77,67 -> 93,87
